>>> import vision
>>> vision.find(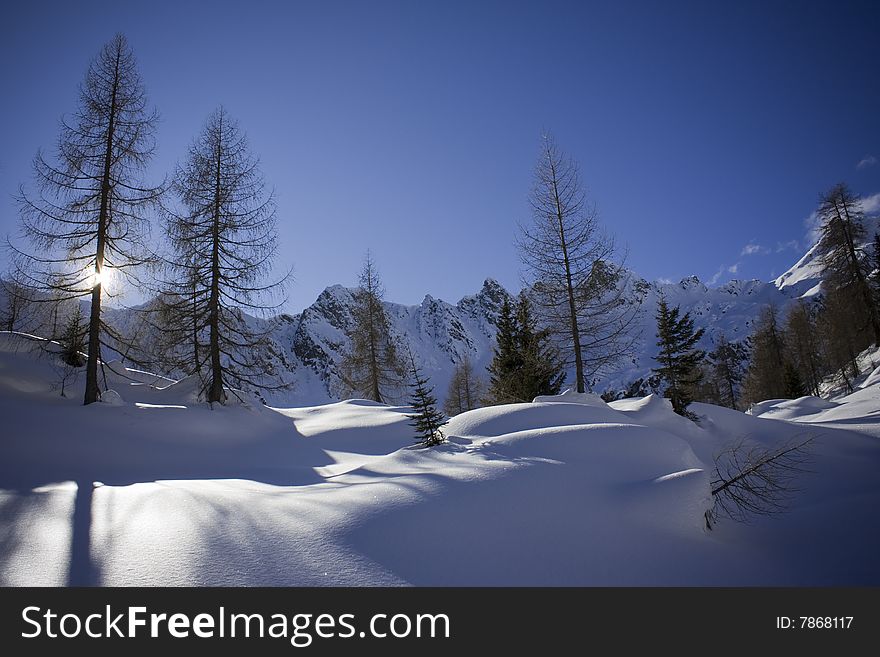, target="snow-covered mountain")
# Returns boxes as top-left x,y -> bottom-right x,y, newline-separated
279,279 -> 510,405
4,214 -> 878,406
227,271 -> 792,406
